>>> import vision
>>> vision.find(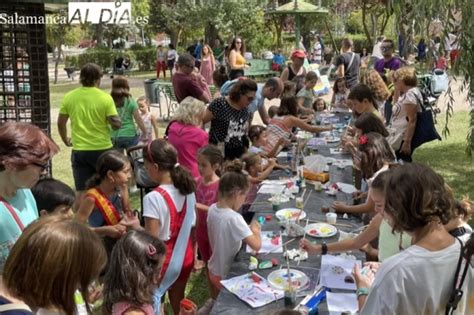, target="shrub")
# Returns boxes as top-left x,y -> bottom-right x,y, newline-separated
132,47 -> 156,71
77,47 -> 114,72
